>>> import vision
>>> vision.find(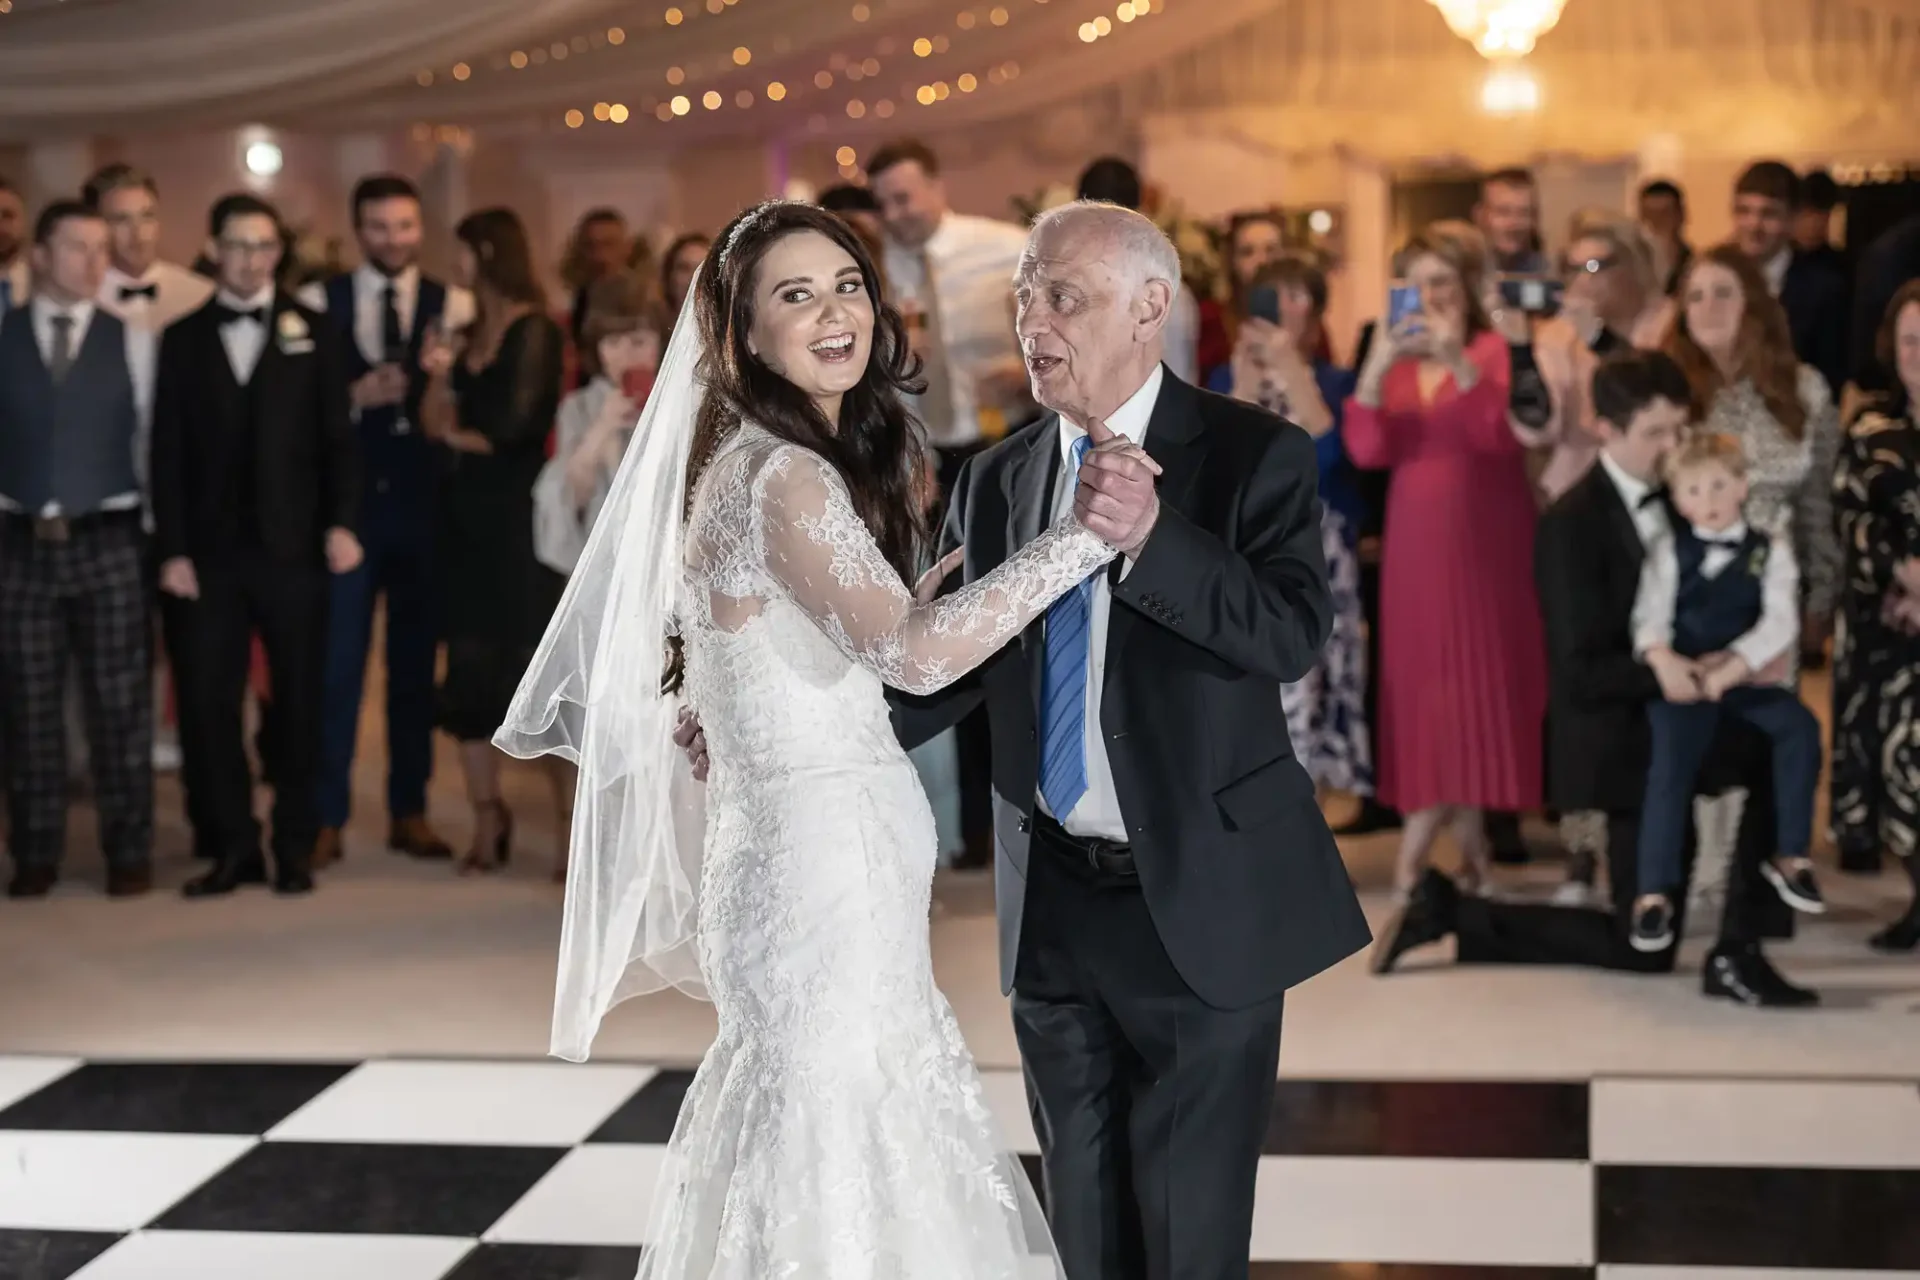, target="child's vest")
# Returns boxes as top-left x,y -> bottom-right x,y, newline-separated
1670,522 -> 1772,658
